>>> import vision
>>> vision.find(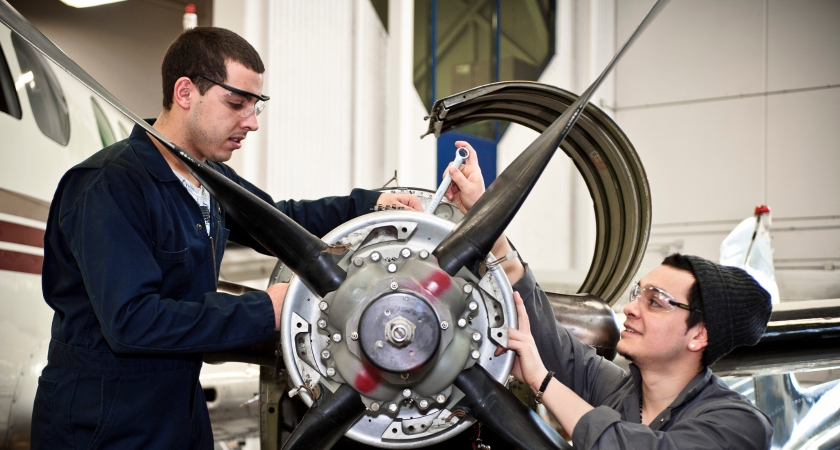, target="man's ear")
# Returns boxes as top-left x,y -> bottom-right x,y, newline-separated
688,324 -> 708,352
172,77 -> 194,111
